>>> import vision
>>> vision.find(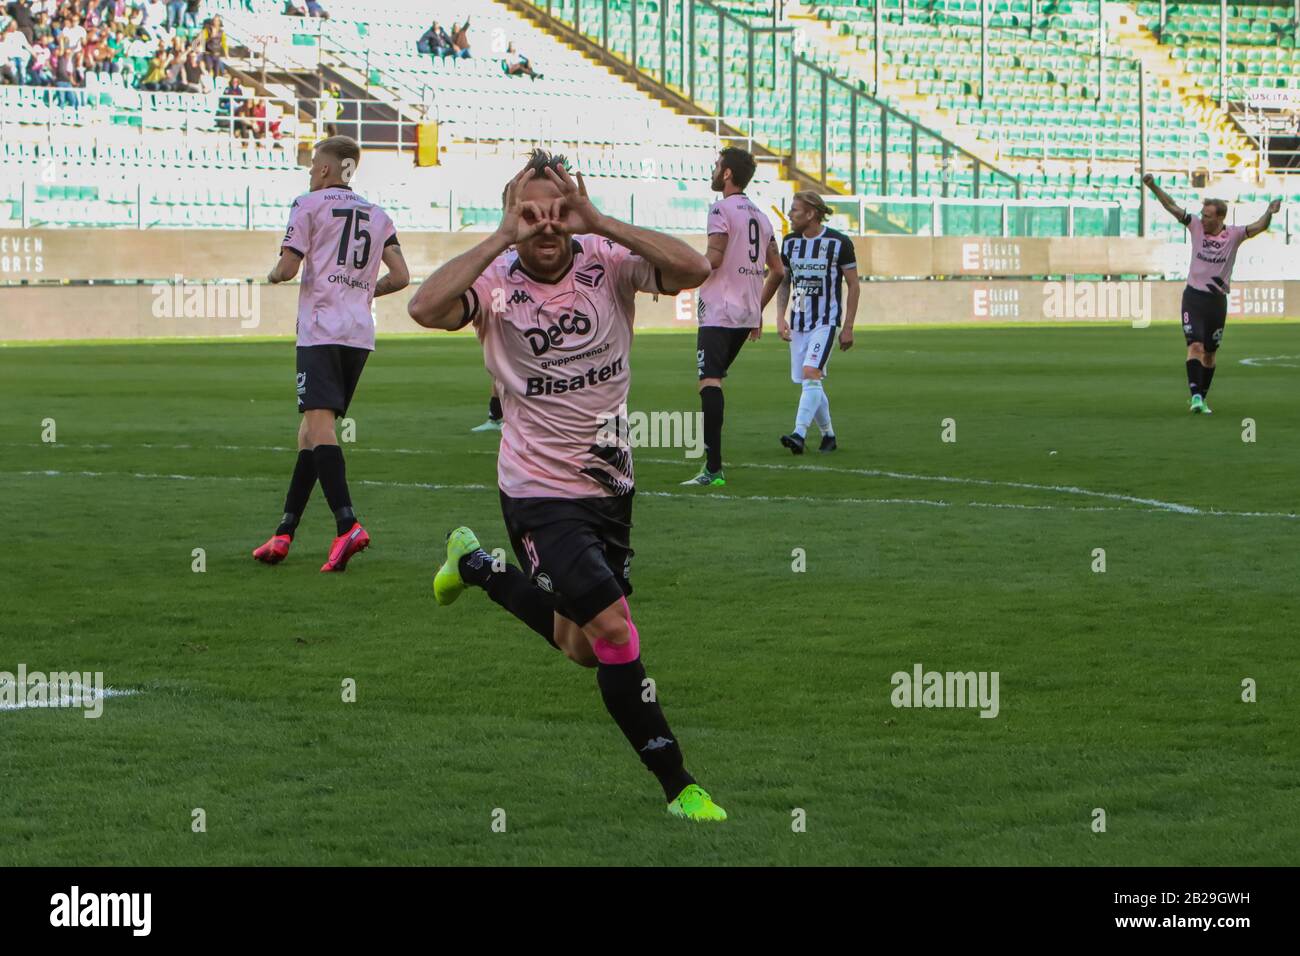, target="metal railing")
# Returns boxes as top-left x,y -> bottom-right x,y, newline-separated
524,0 -> 1023,198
